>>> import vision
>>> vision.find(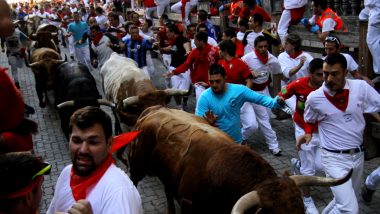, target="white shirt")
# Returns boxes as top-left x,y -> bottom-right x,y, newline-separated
237,31 -> 245,41
92,35 -> 114,68
36,11 -> 51,24
47,164 -> 143,214
309,16 -> 336,33
190,37 -> 218,49
242,51 -> 282,84
278,51 -> 313,84
243,30 -> 264,55
304,79 -> 380,150
96,15 -> 108,30
365,0 -> 380,25
322,53 -> 358,73
284,0 -> 308,9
